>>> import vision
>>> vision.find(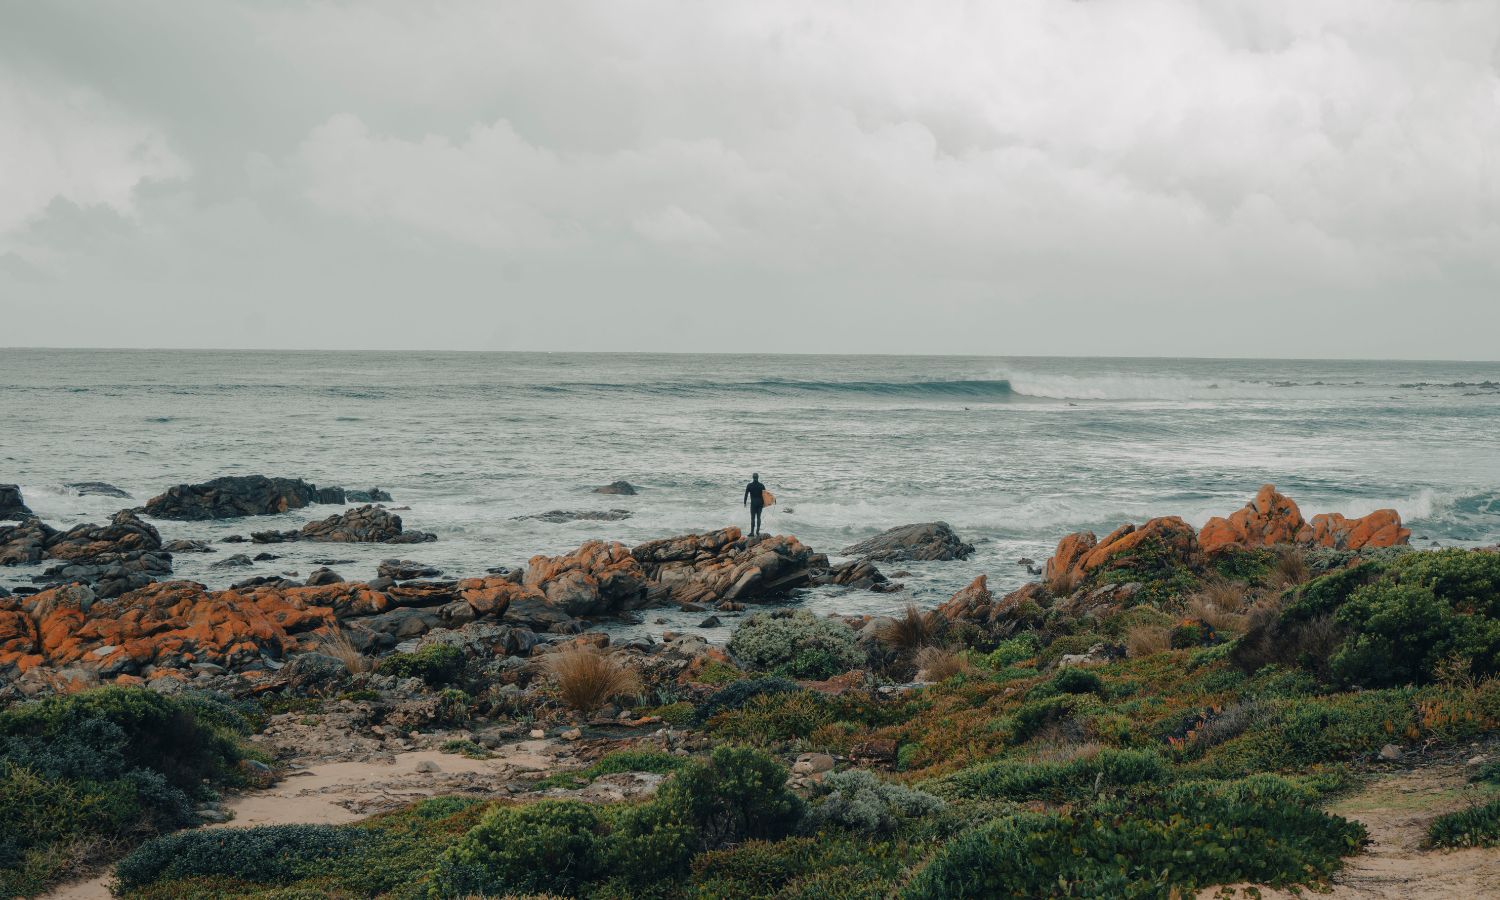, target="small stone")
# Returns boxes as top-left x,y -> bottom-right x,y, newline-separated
196,806 -> 231,824
415,760 -> 439,773
792,753 -> 835,775
561,728 -> 583,741
698,616 -> 721,628
1378,744 -> 1402,761
529,728 -> 546,739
